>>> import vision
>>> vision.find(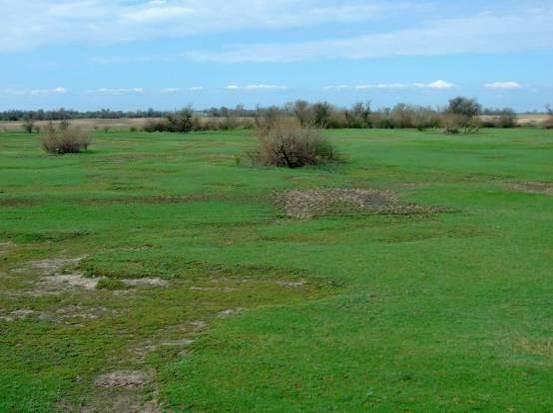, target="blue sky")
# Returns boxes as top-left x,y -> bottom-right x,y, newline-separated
0,0 -> 552,111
